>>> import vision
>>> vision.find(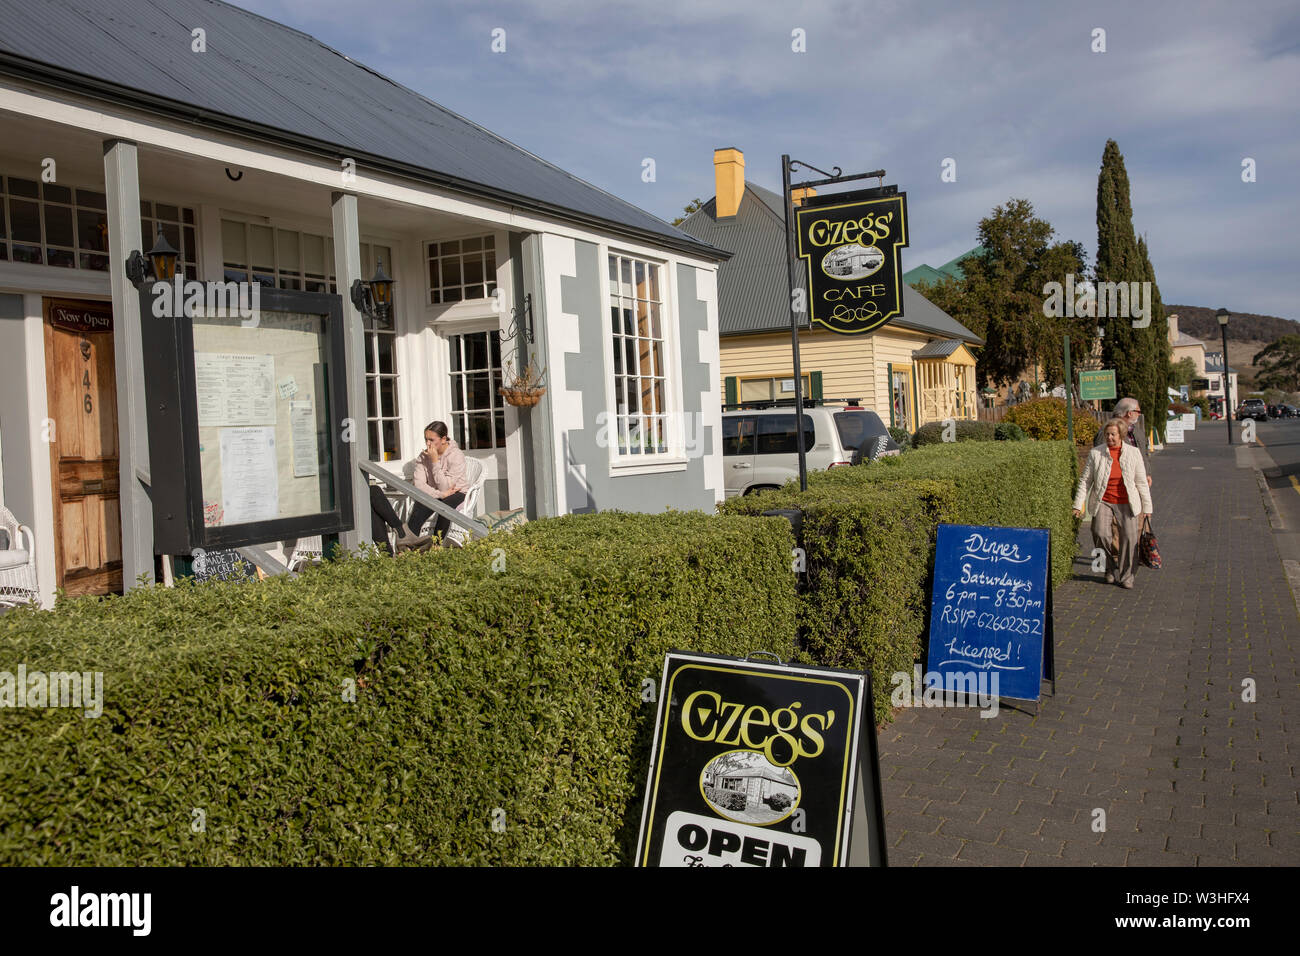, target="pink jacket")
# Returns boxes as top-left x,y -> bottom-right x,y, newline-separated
413,440 -> 467,497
